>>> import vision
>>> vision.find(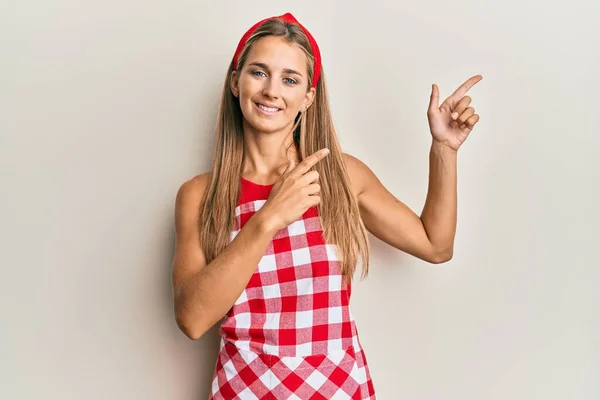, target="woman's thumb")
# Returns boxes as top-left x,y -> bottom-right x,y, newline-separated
285,159 -> 296,172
